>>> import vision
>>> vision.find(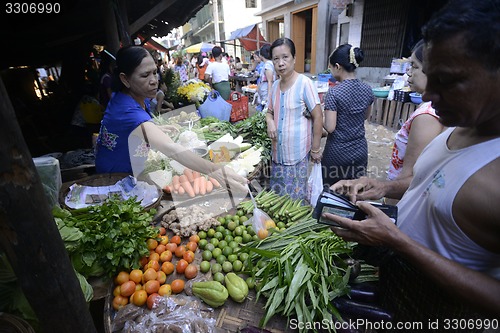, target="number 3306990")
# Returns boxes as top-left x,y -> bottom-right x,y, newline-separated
5,3 -> 61,14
